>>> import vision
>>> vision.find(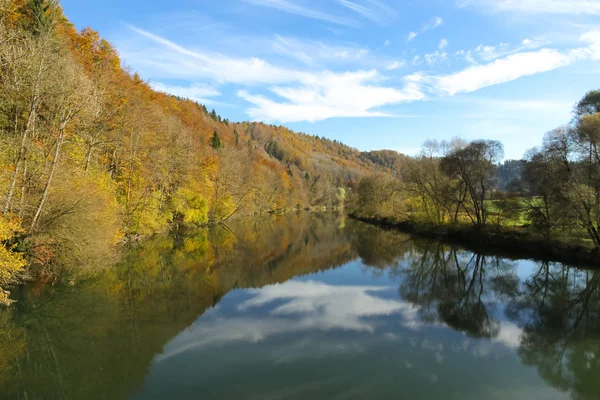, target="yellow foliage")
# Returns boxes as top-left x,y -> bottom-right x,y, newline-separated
0,214 -> 25,306
172,187 -> 209,226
